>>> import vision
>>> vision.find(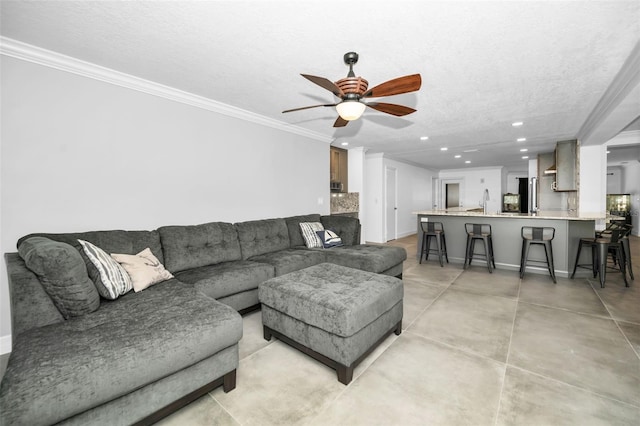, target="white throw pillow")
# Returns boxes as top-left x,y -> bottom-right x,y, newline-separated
299,222 -> 325,248
78,239 -> 133,299
111,248 -> 174,292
